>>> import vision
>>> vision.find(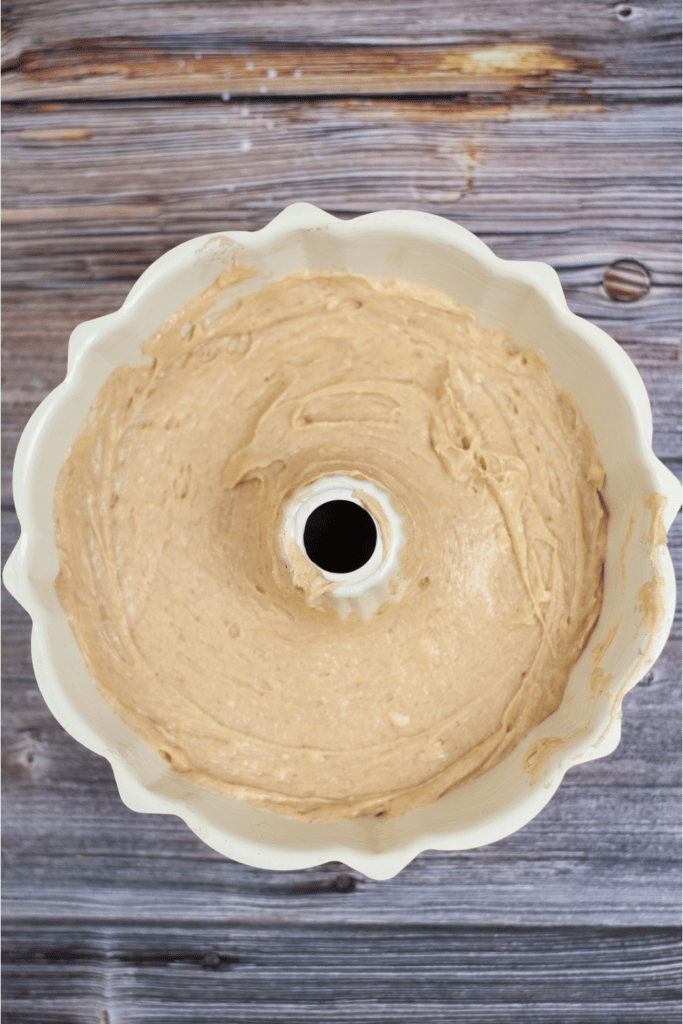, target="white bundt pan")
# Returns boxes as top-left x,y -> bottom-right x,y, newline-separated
4,204 -> 680,879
